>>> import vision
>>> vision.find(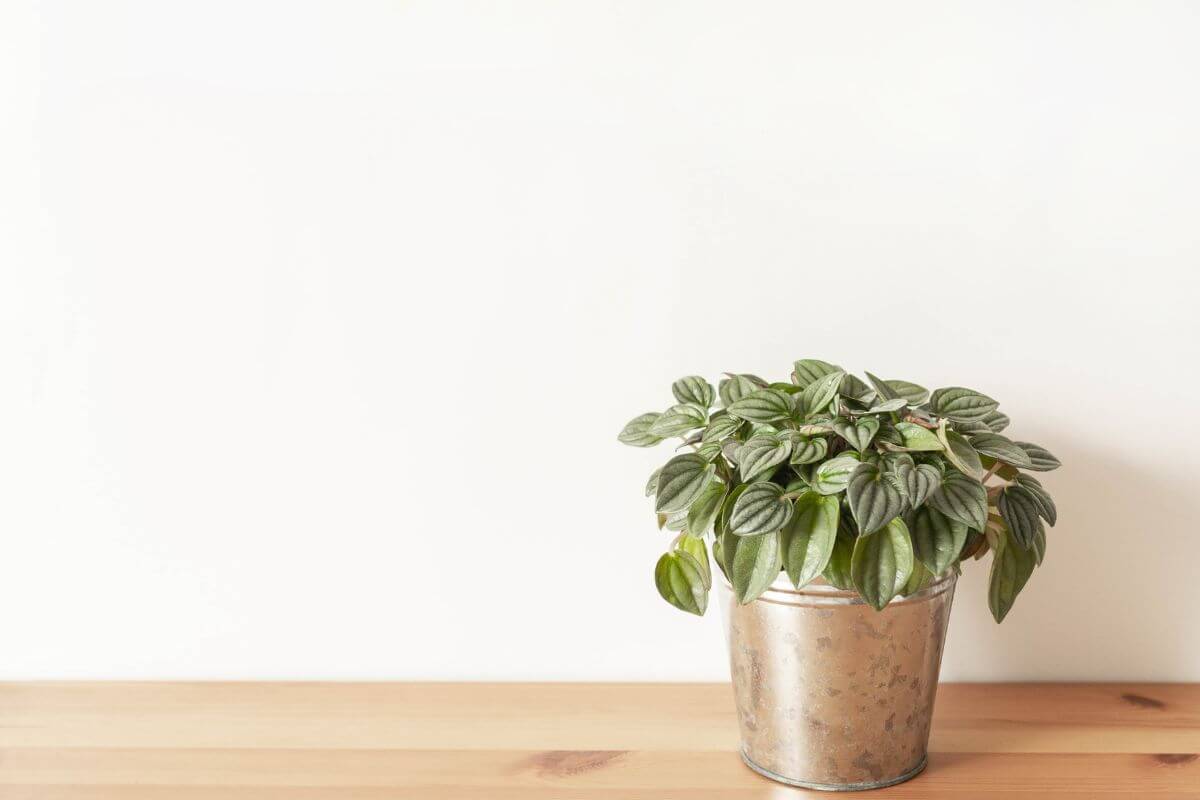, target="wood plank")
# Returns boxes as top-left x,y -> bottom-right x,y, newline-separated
2,682 -> 1197,753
